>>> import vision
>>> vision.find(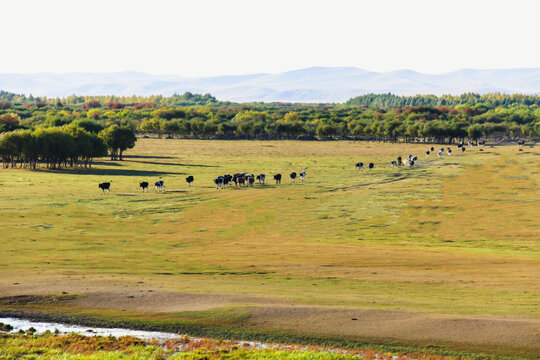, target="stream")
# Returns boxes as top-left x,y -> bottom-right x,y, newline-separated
0,317 -> 407,359
0,317 -> 183,341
